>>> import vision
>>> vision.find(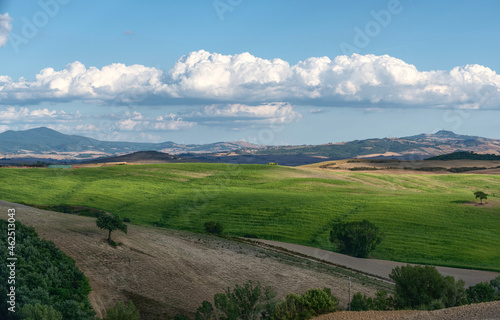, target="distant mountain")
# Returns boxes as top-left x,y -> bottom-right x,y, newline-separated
426,151 -> 500,161
234,130 -> 500,161
1,127 -> 499,165
0,127 -> 259,159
